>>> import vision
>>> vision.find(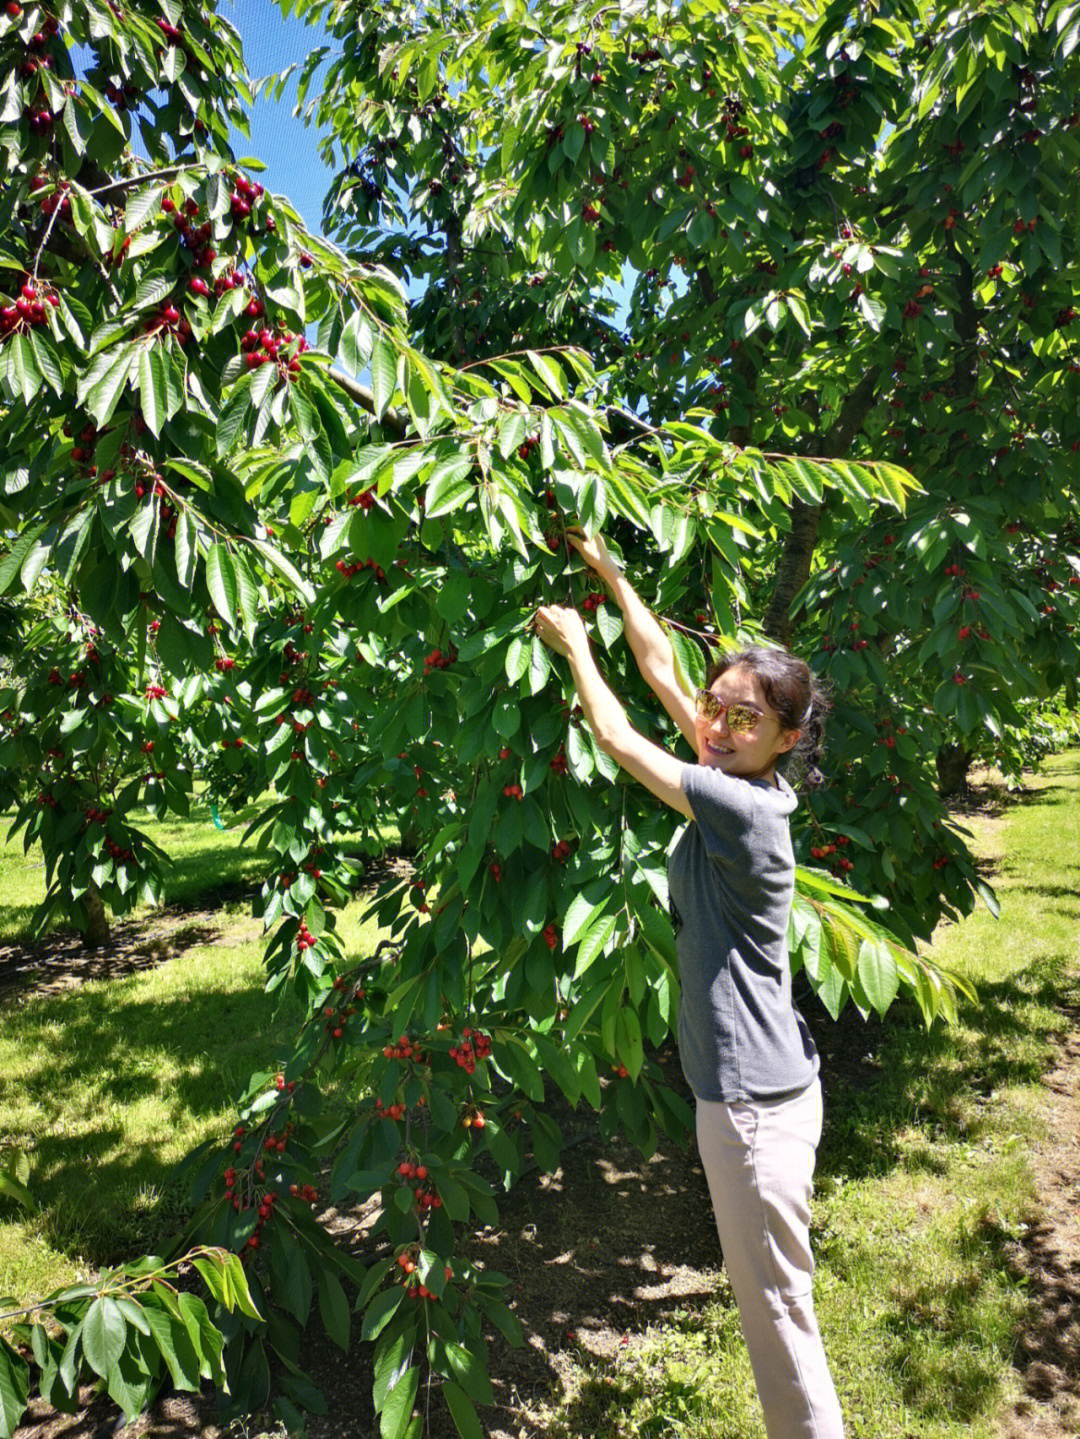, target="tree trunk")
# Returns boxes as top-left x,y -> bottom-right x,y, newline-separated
936,743 -> 972,797
82,883 -> 111,949
761,497 -> 824,646
762,367 -> 884,645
